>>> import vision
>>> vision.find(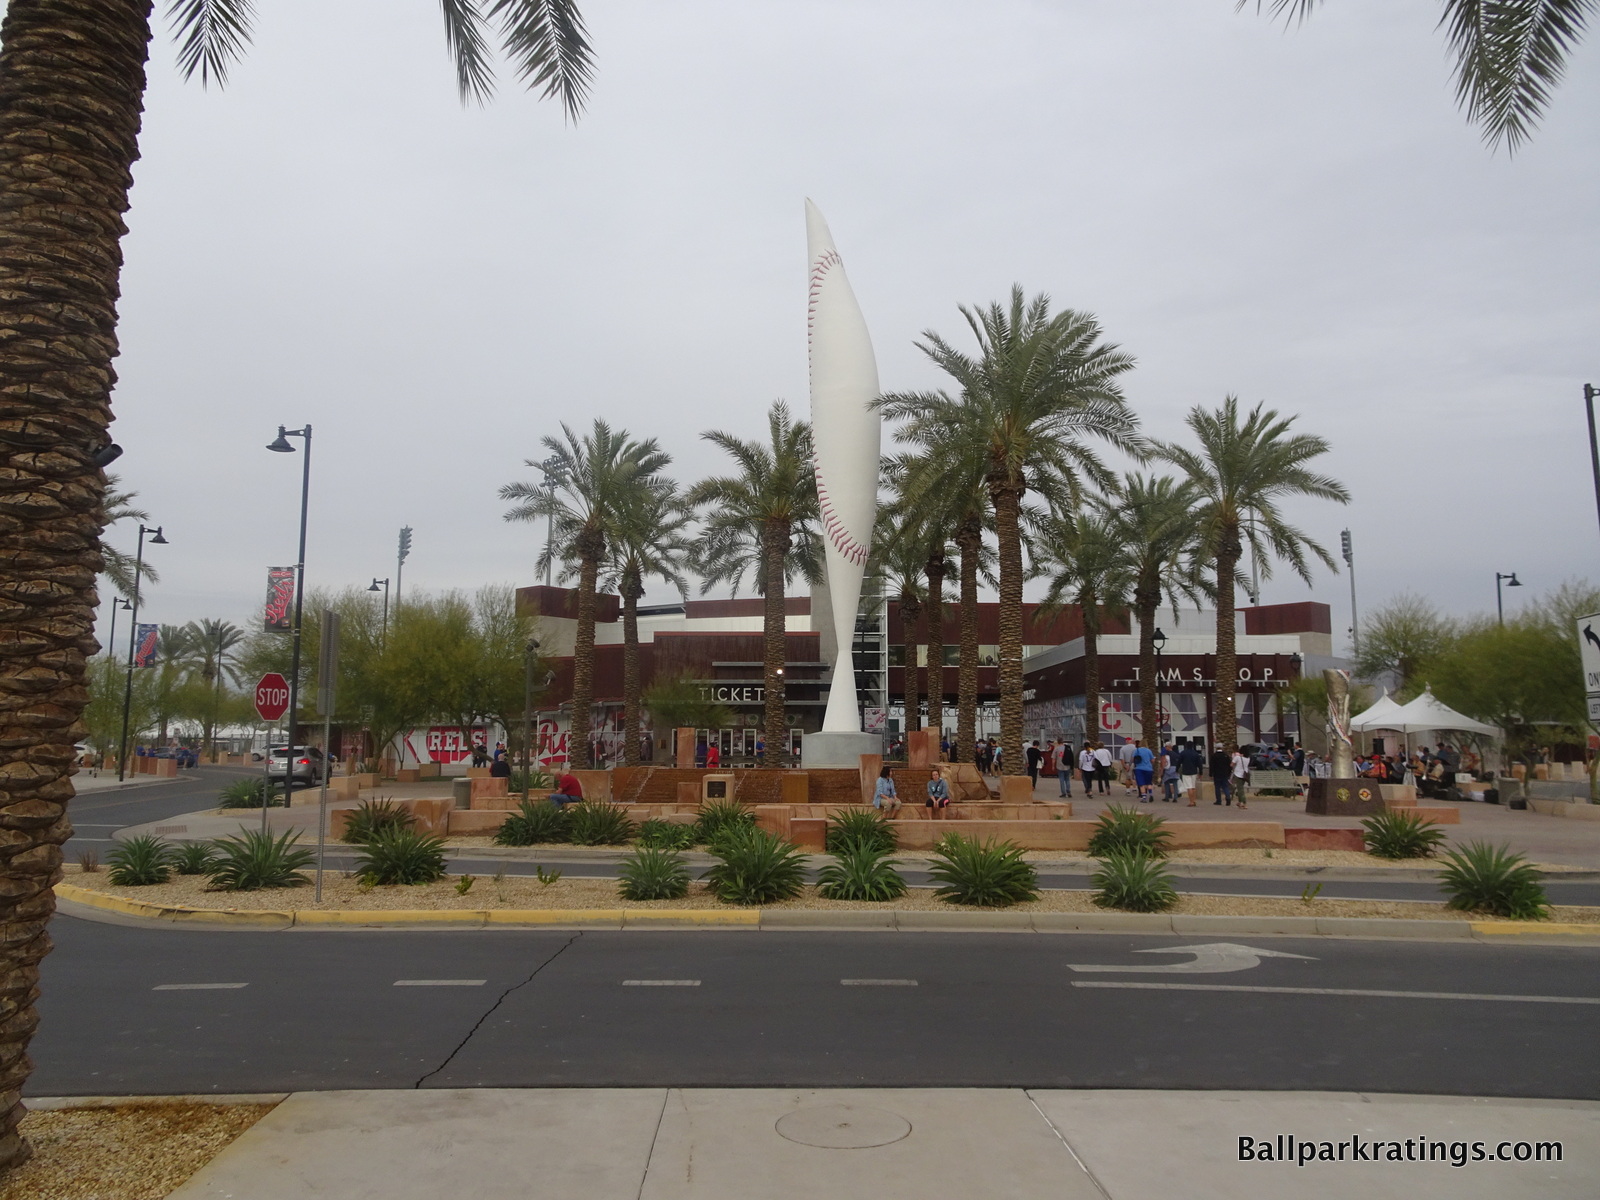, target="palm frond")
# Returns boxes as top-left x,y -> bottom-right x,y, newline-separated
167,0 -> 256,87
440,0 -> 497,104
490,0 -> 595,121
